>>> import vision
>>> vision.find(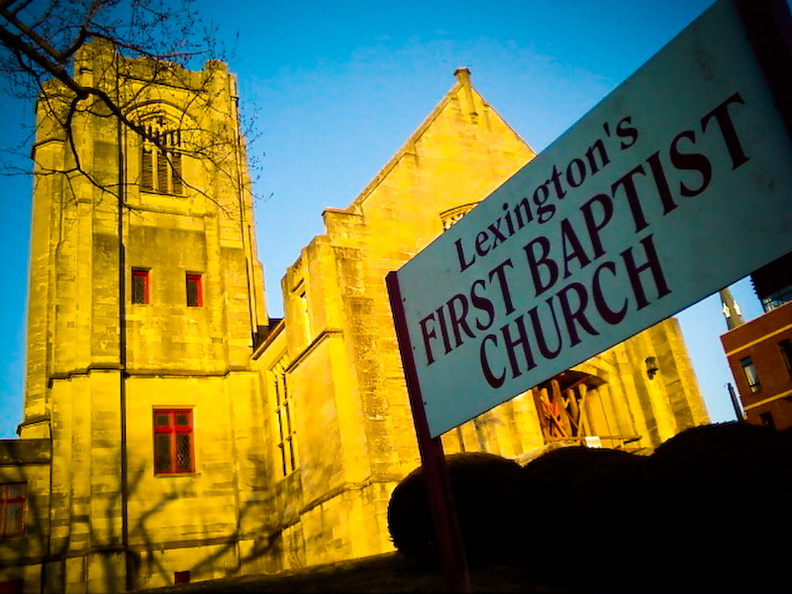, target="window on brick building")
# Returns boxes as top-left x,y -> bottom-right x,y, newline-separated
0,483 -> 26,538
740,357 -> 761,393
272,358 -> 297,476
759,411 -> 776,430
131,268 -> 150,305
153,409 -> 194,474
140,120 -> 183,195
779,339 -> 792,376
186,273 -> 202,307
